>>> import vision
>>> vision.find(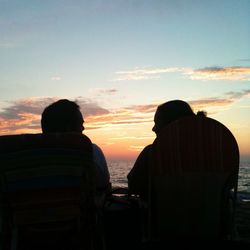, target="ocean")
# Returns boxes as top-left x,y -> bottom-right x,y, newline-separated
108,160 -> 250,194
